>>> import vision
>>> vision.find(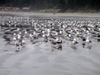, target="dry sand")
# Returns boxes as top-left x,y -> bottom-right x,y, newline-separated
0,11 -> 100,17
